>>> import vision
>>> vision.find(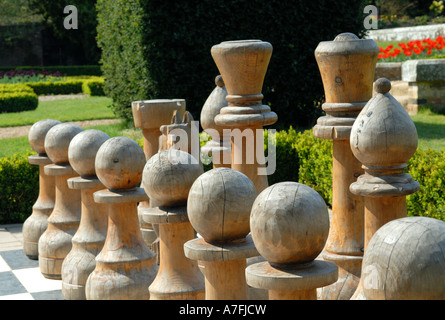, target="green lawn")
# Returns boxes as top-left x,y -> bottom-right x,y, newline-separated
411,108 -> 445,151
0,96 -> 115,127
